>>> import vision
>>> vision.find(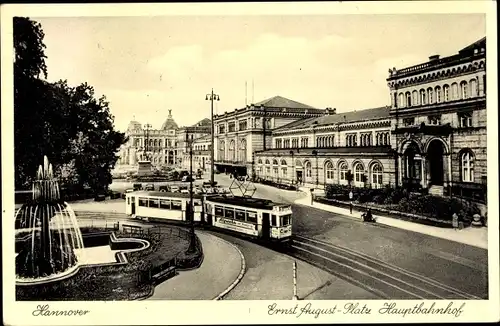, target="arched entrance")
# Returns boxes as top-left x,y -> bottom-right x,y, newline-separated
427,140 -> 445,186
402,142 -> 422,187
